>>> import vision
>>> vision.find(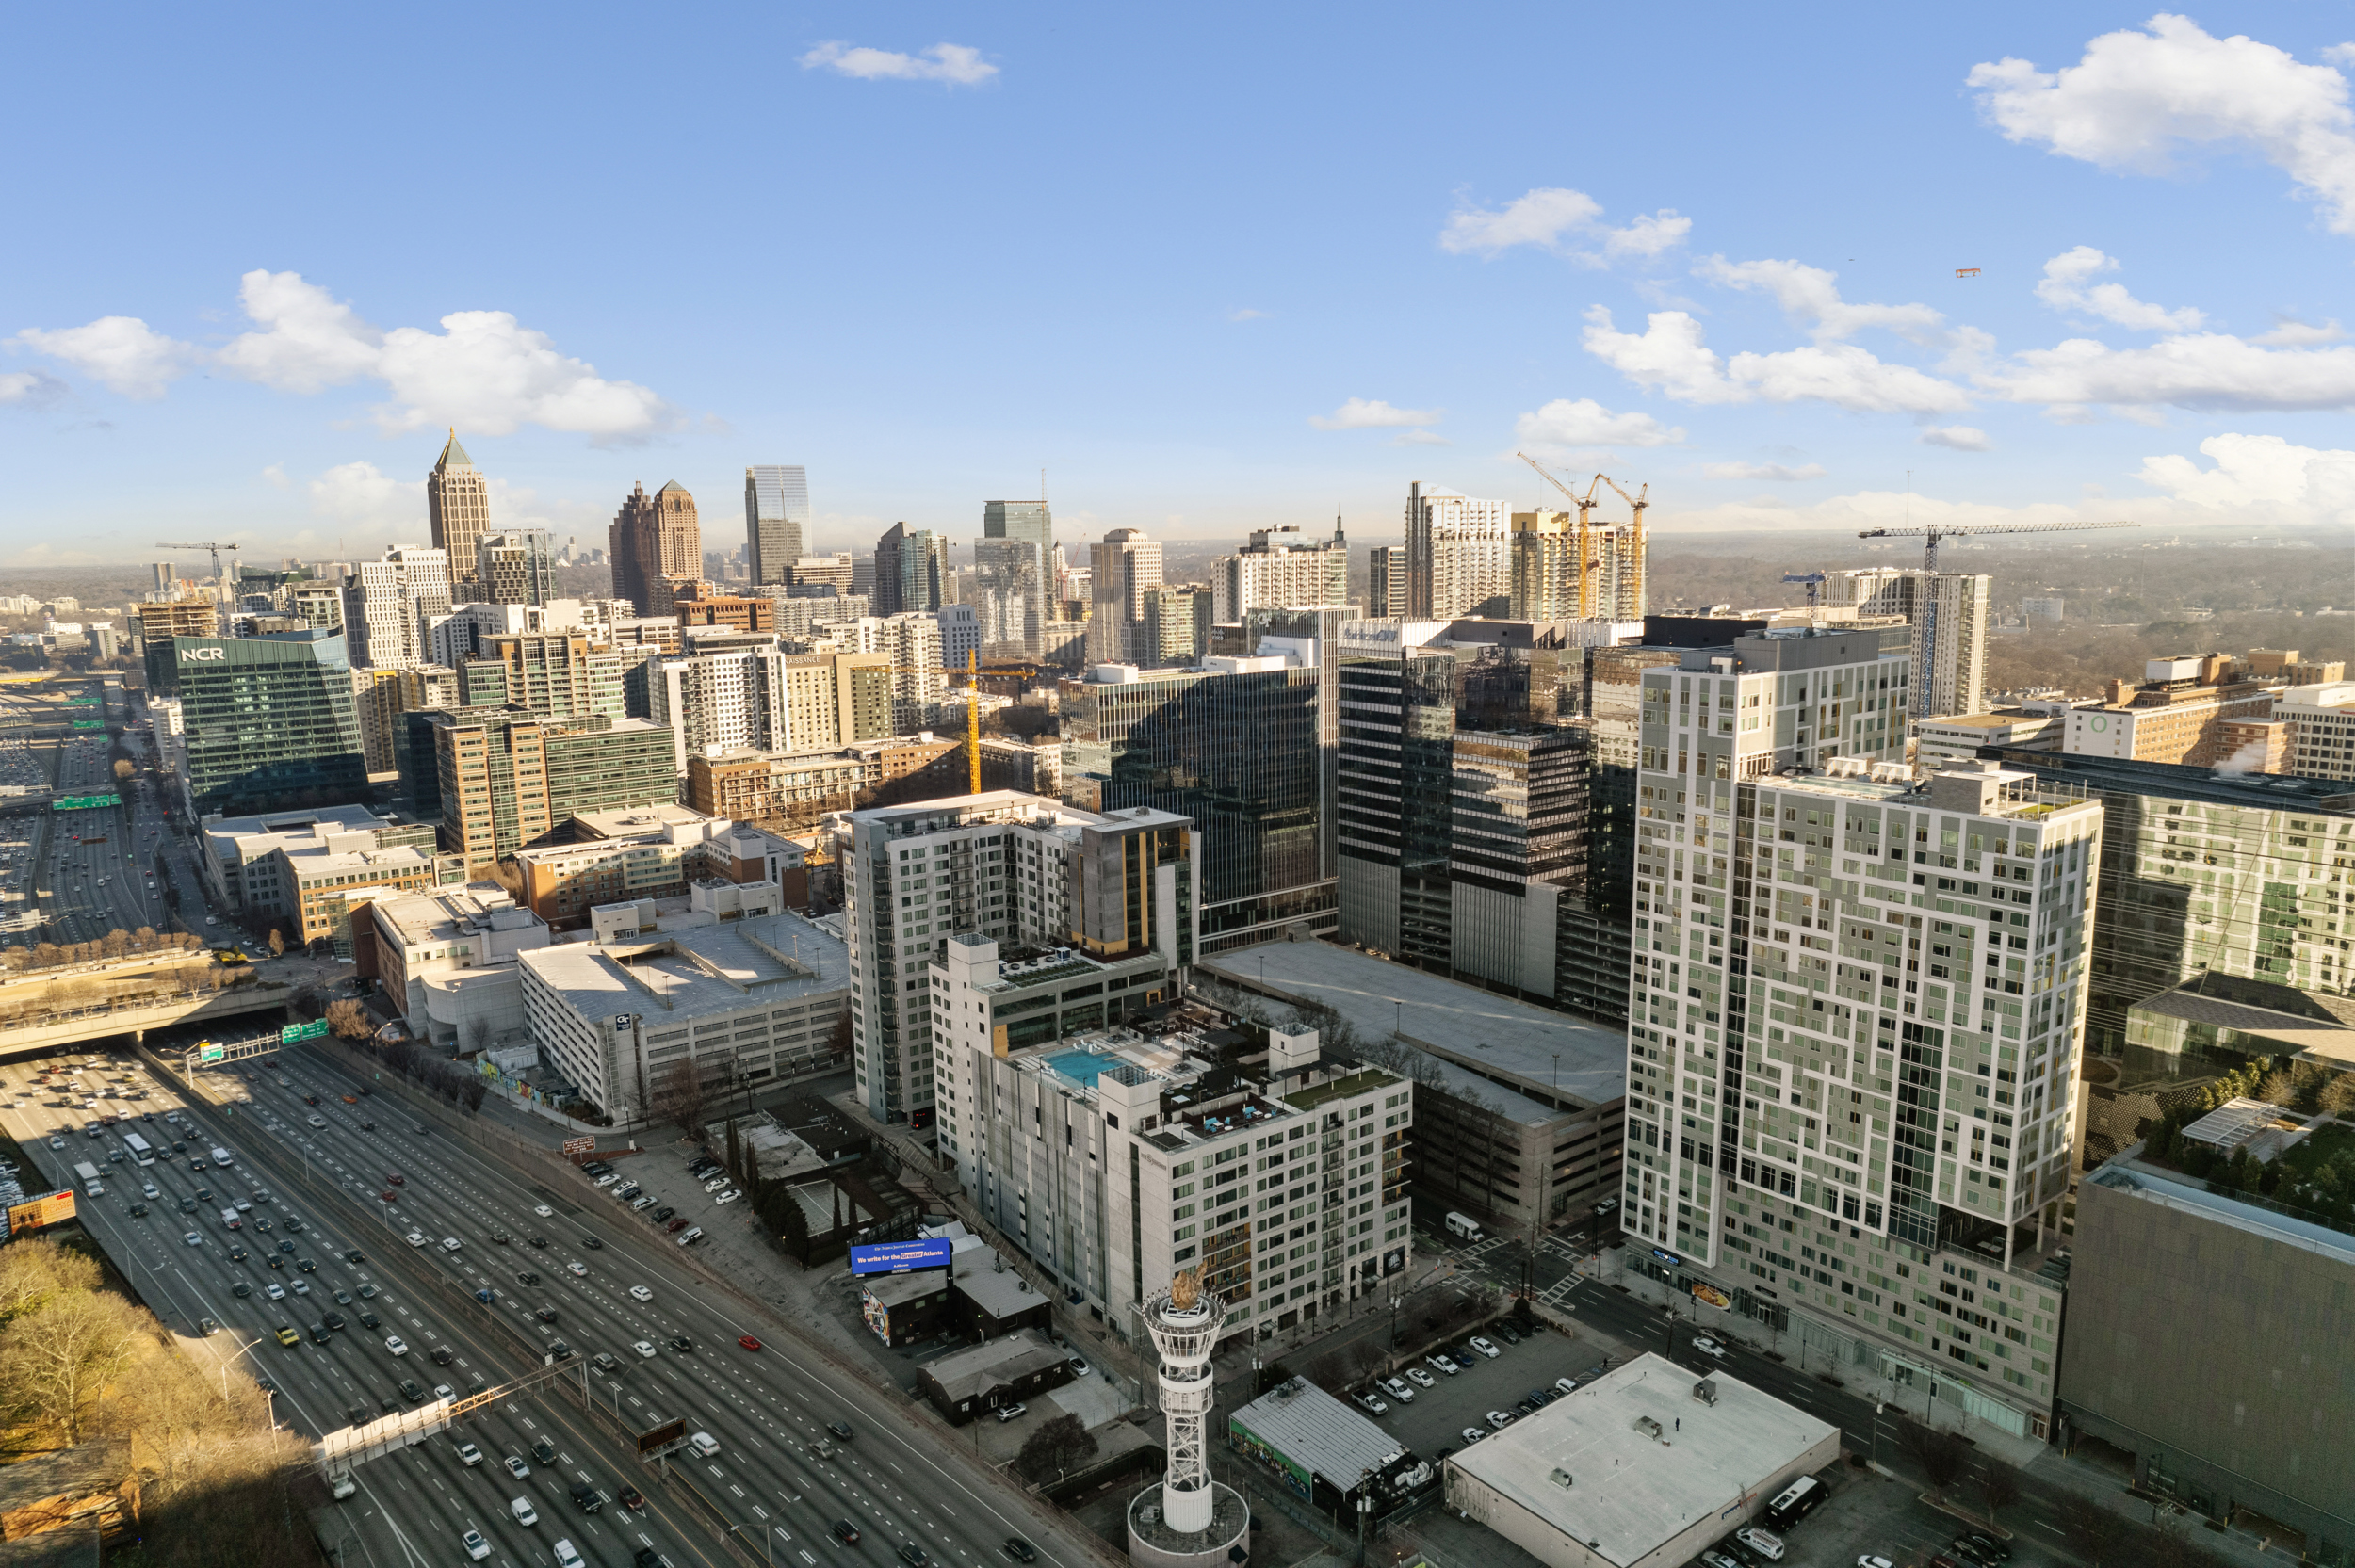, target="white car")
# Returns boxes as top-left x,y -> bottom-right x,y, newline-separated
440,1237 -> 462,1252
1404,1366 -> 1435,1388
1734,1527 -> 1785,1561
1380,1377 -> 1414,1403
404,1231 -> 427,1248
701,1176 -> 730,1193
1469,1335 -> 1502,1358
433,1382 -> 453,1400
457,1442 -> 483,1466
290,1281 -> 310,1295
385,1334 -> 409,1356
632,1339 -> 658,1358
714,1188 -> 742,1205
1459,1426 -> 1486,1445
463,1529 -> 492,1561
1486,1410 -> 1515,1430
141,1183 -> 159,1199
1352,1391 -> 1388,1415
565,1260 -> 587,1276
593,1173 -> 617,1188
629,1194 -> 656,1210
628,1285 -> 653,1302
1554,1376 -> 1579,1394
306,1115 -> 325,1128
688,1431 -> 720,1458
533,1204 -> 553,1217
183,1232 -> 203,1246
1691,1335 -> 1728,1361
234,1198 -> 252,1211
47,1137 -> 62,1150
504,1454 -> 531,1479
266,1284 -> 286,1301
